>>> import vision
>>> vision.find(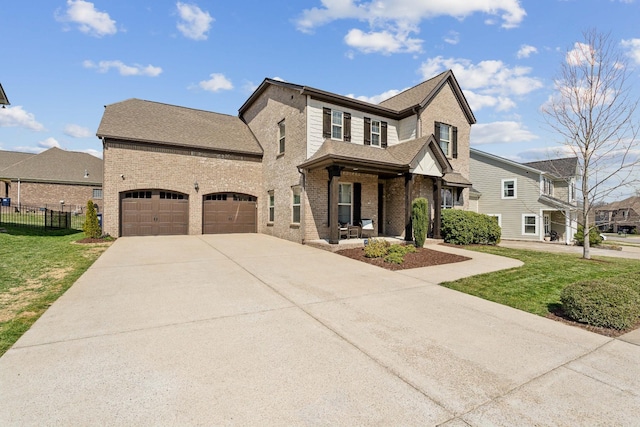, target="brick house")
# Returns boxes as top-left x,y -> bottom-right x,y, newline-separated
97,70 -> 476,243
595,196 -> 640,234
0,147 -> 103,212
